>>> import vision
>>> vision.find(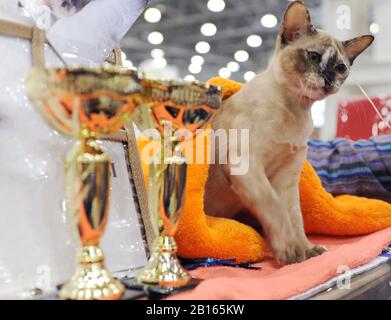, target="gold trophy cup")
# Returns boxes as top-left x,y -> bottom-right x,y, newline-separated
133,79 -> 221,288
26,66 -> 141,300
